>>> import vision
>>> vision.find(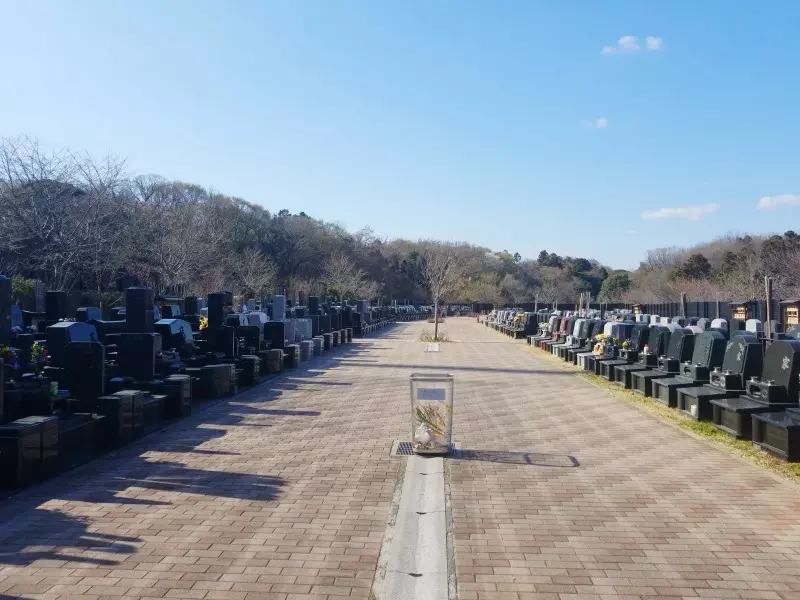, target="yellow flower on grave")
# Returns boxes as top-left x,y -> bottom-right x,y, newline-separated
199,315 -> 208,330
